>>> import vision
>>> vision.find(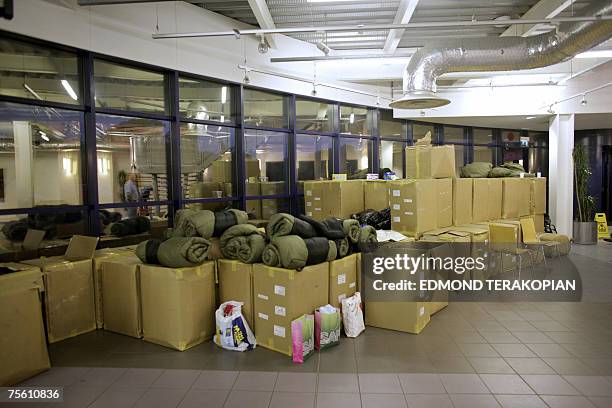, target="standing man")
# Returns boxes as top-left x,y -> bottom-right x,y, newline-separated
124,173 -> 139,218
